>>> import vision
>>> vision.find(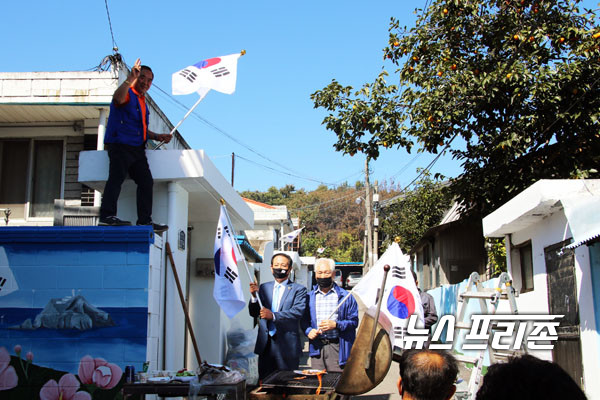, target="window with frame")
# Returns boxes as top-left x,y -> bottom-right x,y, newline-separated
519,242 -> 534,292
0,139 -> 64,219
